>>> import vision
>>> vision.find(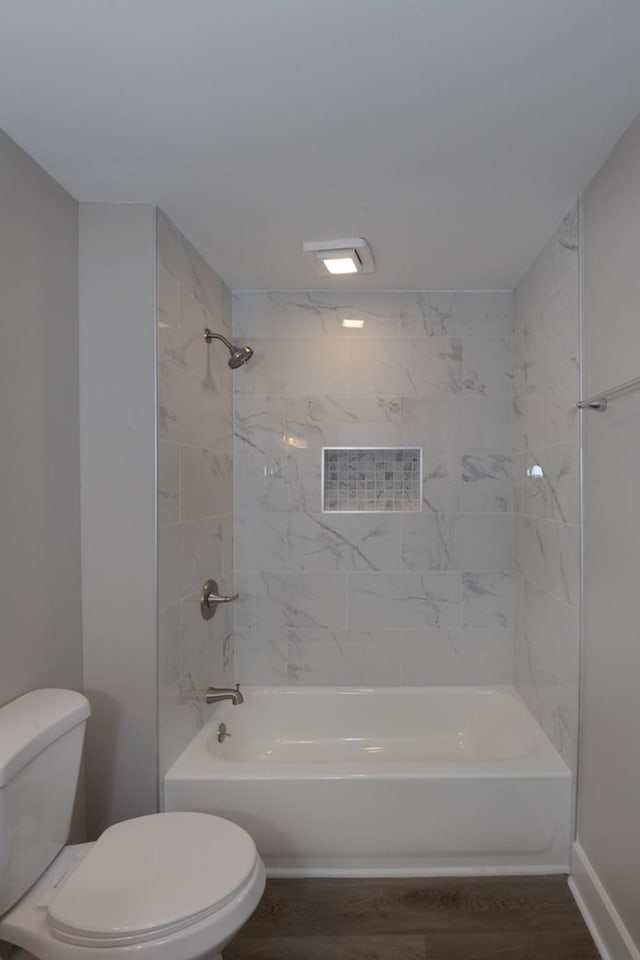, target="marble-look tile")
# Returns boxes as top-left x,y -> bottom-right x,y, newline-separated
402,628 -> 514,684
234,396 -> 287,455
180,444 -> 233,521
513,223 -> 563,323
157,210 -> 228,323
158,440 -> 179,524
514,444 -> 580,525
235,451 -> 322,514
514,515 -> 579,608
400,514 -> 457,570
287,629 -> 401,685
234,628 -> 288,684
459,396 -> 513,454
514,640 -> 577,774
517,269 -> 579,393
287,513 -> 401,572
514,355 -> 580,454
157,266 -> 180,330
234,513 -> 287,571
398,291 -> 513,338
462,572 -> 514,628
557,203 -> 579,279
158,351 -> 234,449
232,290 -> 283,337
348,571 -> 460,629
158,212 -> 235,760
158,680 -> 205,777
421,454 -> 461,513
179,592 -> 213,679
234,337 -> 348,397
461,454 -> 512,512
281,291 -> 402,337
453,513 -> 513,571
159,516 -> 231,611
158,604 -> 180,690
519,577 -> 579,686
462,336 -> 512,398
234,571 -> 347,630
211,603 -> 235,686
286,395 -> 403,453
158,522 -> 184,612
279,453 -> 323,513
401,397 -> 460,454
348,337 -> 462,397
234,452 -> 297,513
